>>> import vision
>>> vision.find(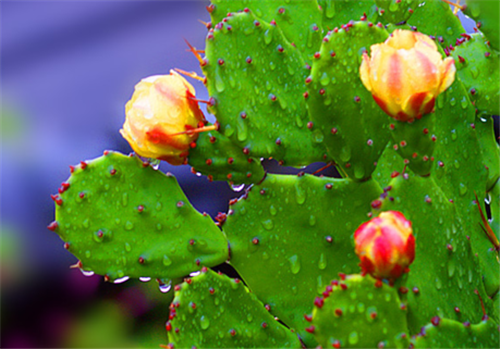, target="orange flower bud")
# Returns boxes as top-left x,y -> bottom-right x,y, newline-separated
120,71 -> 205,165
360,29 -> 456,121
354,211 -> 415,280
